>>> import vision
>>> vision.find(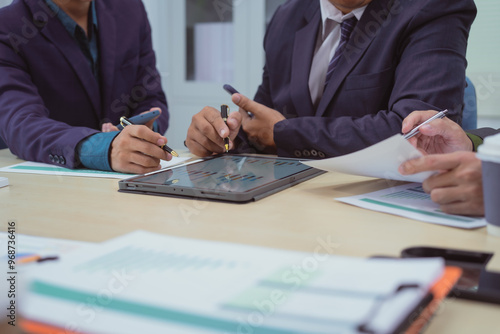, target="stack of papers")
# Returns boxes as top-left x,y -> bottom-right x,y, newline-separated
21,231 -> 446,334
0,233 -> 90,321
